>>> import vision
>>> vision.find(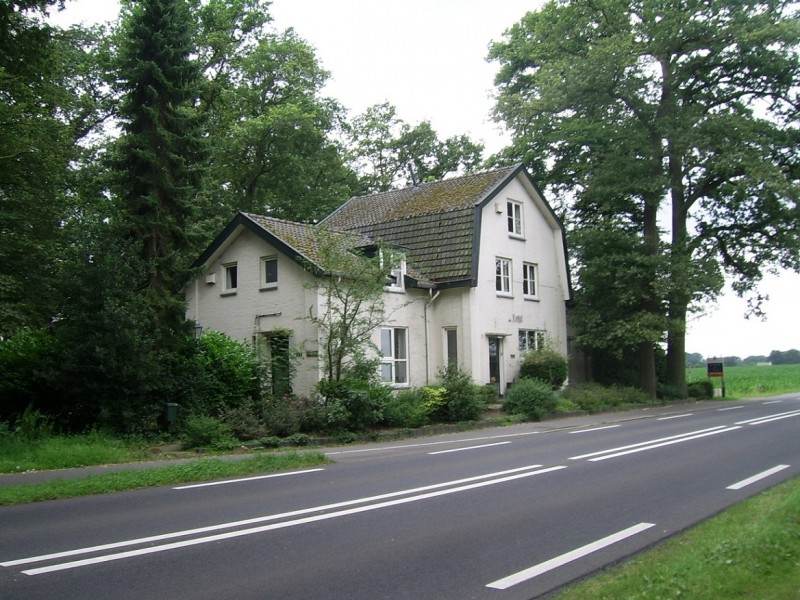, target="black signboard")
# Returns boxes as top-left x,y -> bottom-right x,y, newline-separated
707,362 -> 724,377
